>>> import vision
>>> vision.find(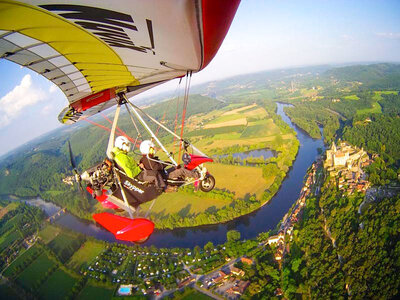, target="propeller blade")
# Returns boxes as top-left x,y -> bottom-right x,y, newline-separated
67,140 -> 77,170
67,140 -> 87,199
